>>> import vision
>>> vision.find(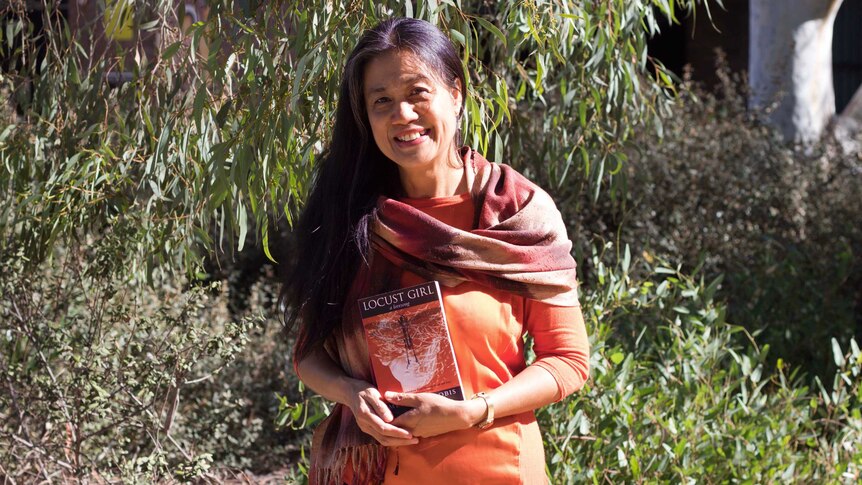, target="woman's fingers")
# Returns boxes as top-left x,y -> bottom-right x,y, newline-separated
361,388 -> 395,423
360,414 -> 417,445
369,434 -> 418,447
384,391 -> 423,407
362,410 -> 413,438
390,409 -> 419,429
350,385 -> 417,445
